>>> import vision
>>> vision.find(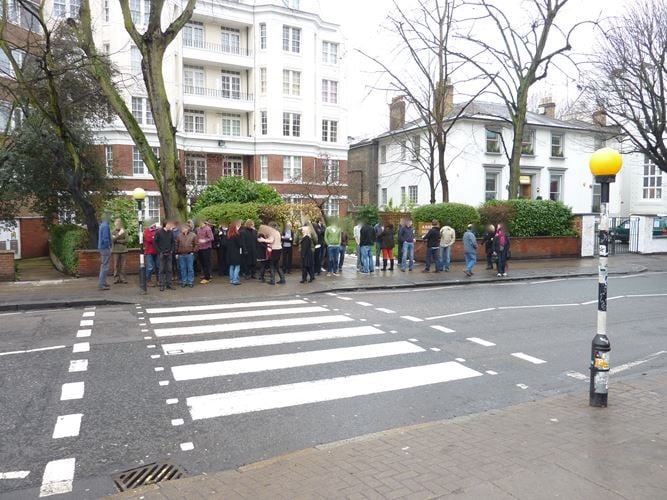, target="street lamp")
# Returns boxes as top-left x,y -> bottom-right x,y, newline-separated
588,147 -> 623,408
132,187 -> 147,294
